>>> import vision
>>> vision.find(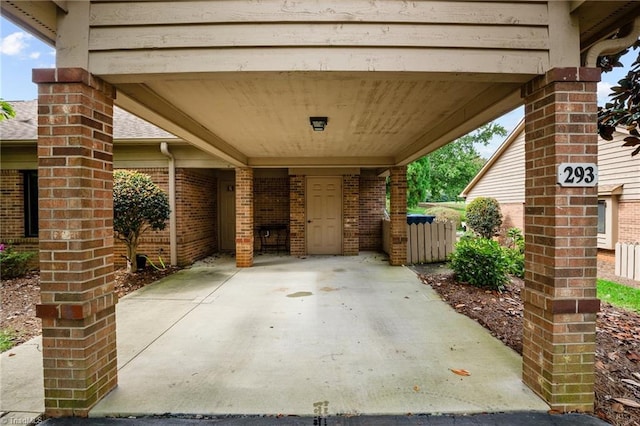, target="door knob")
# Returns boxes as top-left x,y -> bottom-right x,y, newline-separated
307,220 -> 312,223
